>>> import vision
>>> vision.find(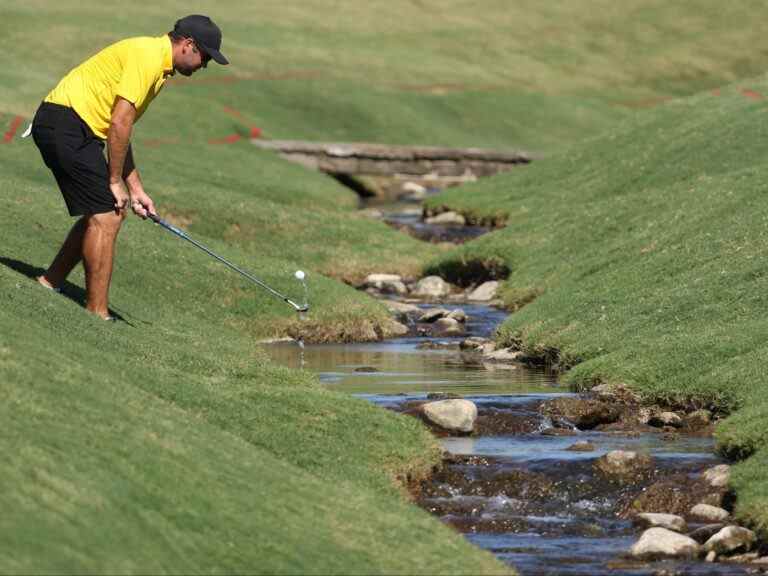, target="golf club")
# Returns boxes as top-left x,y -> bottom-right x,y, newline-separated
148,213 -> 309,313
